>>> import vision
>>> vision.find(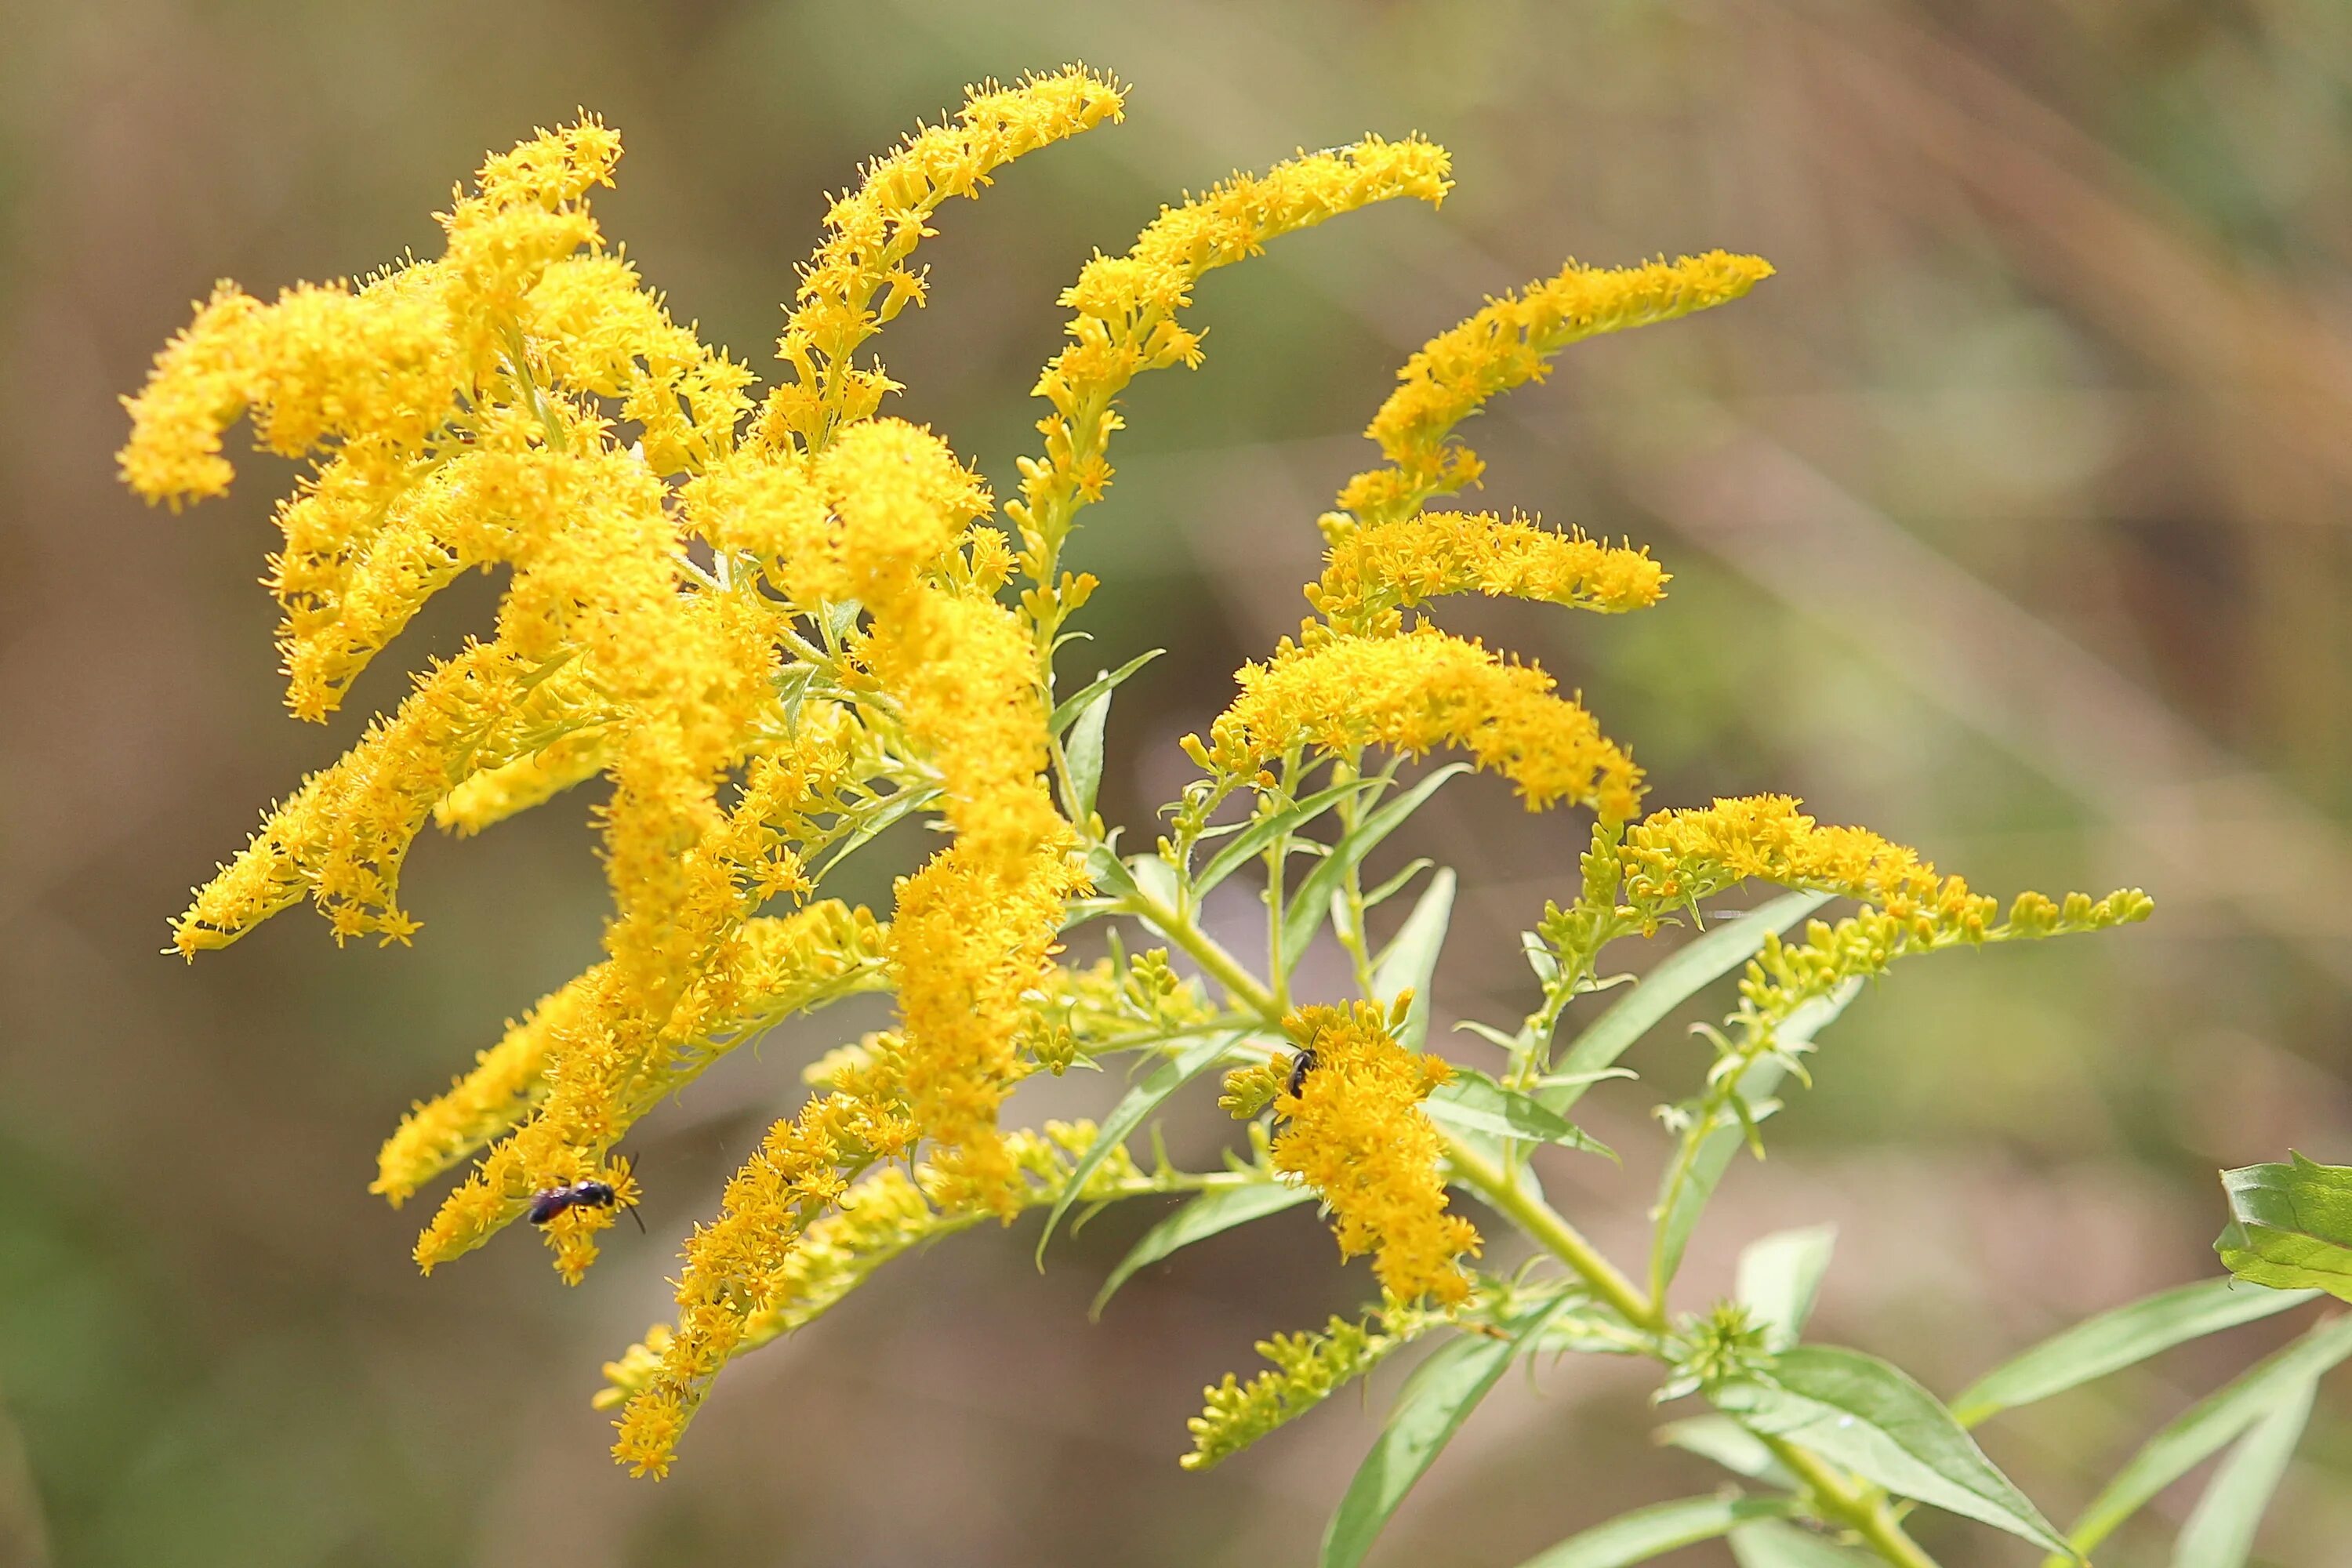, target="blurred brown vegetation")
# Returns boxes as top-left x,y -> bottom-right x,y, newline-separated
5,2 -> 2352,1563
